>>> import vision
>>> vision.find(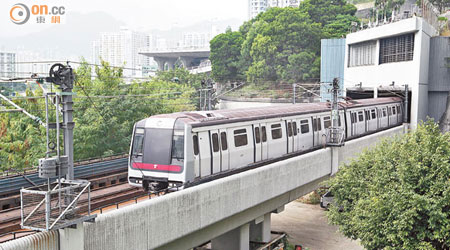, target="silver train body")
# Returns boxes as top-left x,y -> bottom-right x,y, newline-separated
128,97 -> 403,190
